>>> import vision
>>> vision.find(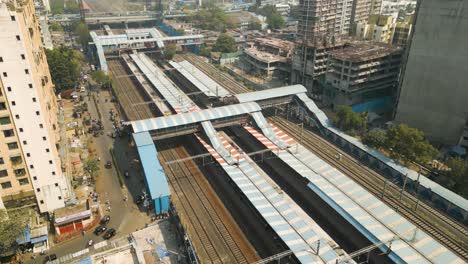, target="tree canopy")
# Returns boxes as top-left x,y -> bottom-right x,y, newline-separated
91,70 -> 111,88
332,105 -> 367,134
212,34 -> 237,53
50,0 -> 64,14
164,44 -> 177,60
386,124 -> 439,164
445,158 -> 468,199
49,21 -> 63,32
0,209 -> 30,254
74,22 -> 90,47
256,5 -> 285,29
189,7 -> 233,32
363,129 -> 387,149
46,46 -> 83,93
83,158 -> 100,178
